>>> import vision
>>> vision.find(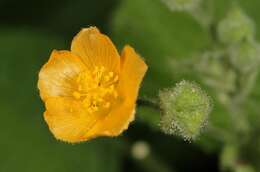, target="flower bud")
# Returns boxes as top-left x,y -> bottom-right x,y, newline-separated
217,6 -> 255,44
159,80 -> 212,140
161,0 -> 201,11
229,40 -> 260,73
